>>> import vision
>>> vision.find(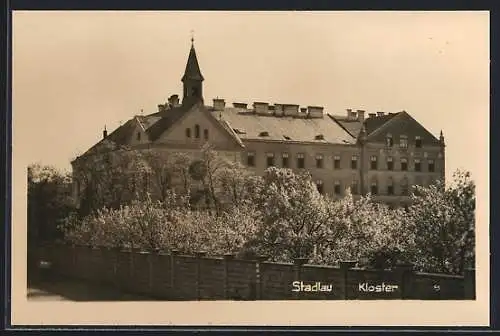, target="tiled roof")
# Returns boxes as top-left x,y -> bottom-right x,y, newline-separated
364,113 -> 399,135
146,103 -> 195,141
210,108 -> 355,145
329,115 -> 364,138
